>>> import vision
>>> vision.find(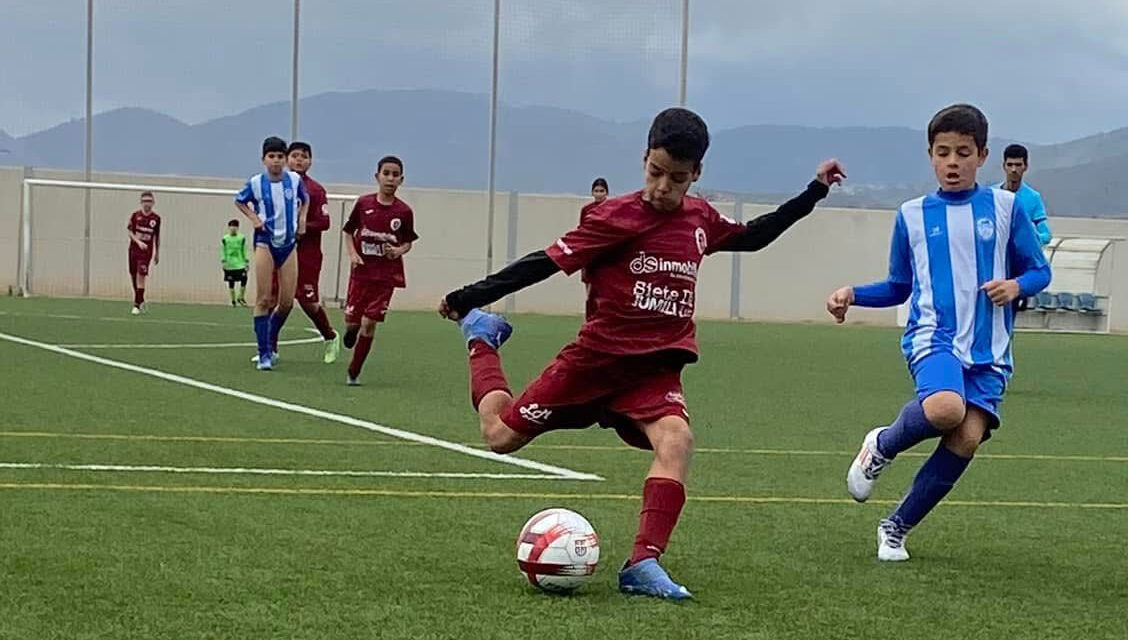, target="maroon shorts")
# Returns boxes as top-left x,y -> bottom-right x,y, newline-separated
344,279 -> 395,324
502,343 -> 690,450
297,251 -> 322,304
128,252 -> 151,278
